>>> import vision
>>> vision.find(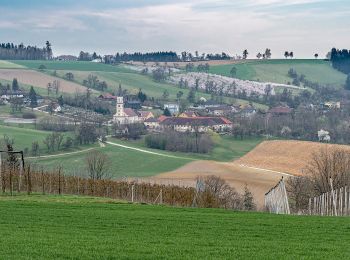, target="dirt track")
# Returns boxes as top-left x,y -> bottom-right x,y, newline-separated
155,160 -> 285,209
0,69 -> 86,93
